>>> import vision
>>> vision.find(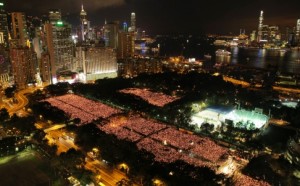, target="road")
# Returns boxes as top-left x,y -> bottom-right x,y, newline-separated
8,87 -> 37,114
85,159 -> 129,186
223,75 -> 300,94
45,129 -> 79,155
1,87 -> 40,115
